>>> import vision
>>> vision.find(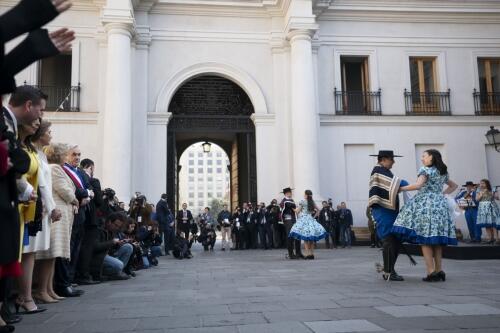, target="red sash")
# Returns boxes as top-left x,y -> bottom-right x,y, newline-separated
63,165 -> 84,189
